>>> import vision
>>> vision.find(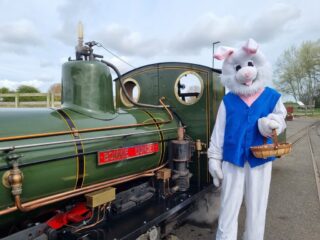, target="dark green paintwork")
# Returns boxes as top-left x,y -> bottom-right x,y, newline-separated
118,63 -> 224,144
62,61 -> 115,119
0,107 -> 177,209
118,63 -> 224,183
